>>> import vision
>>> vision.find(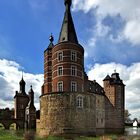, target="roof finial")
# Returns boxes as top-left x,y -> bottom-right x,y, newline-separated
22,71 -> 23,79
64,0 -> 72,7
114,69 -> 116,73
49,33 -> 54,43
